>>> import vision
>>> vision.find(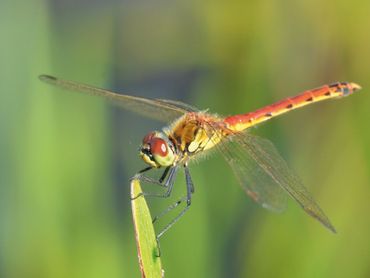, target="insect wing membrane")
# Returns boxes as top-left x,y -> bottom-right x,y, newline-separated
222,132 -> 336,232
39,75 -> 193,122
217,132 -> 287,212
